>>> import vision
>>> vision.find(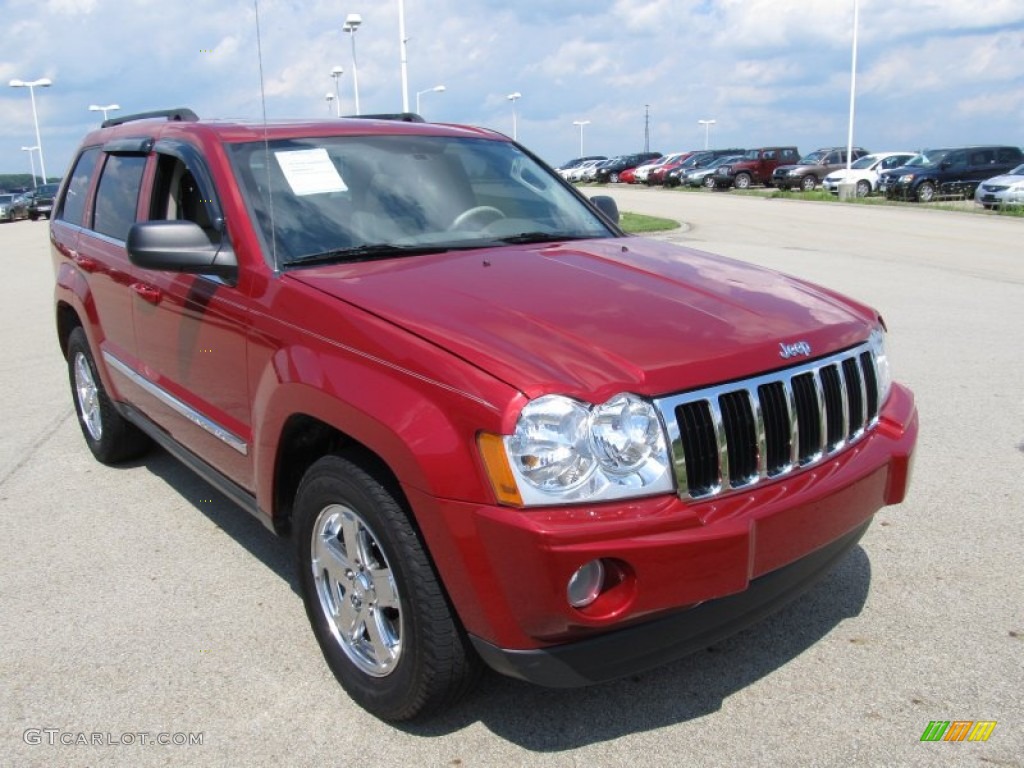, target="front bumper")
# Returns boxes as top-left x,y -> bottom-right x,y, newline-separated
472,518 -> 869,686
407,385 -> 917,684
